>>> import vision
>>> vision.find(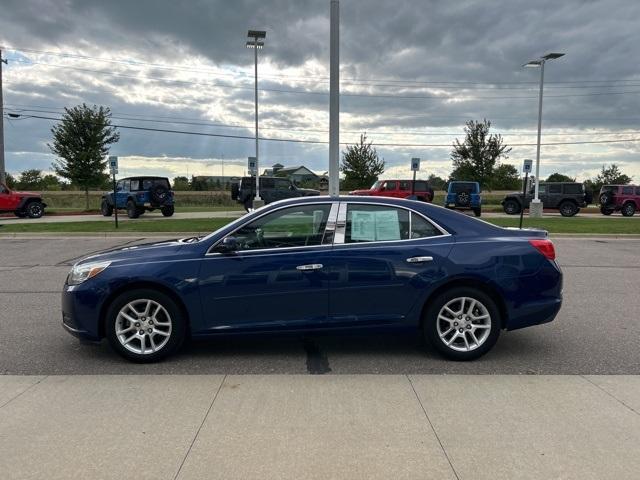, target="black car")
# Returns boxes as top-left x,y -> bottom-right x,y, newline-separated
231,176 -> 320,211
502,182 -> 591,217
